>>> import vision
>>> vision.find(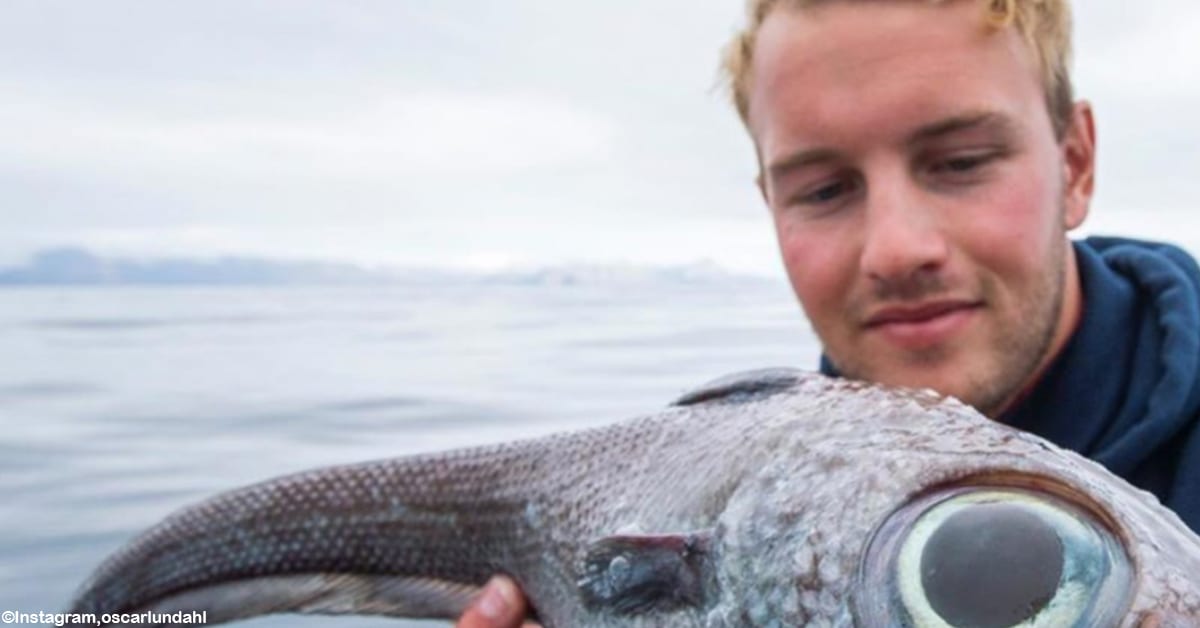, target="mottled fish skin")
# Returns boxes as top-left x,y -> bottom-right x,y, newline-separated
69,370 -> 1200,626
